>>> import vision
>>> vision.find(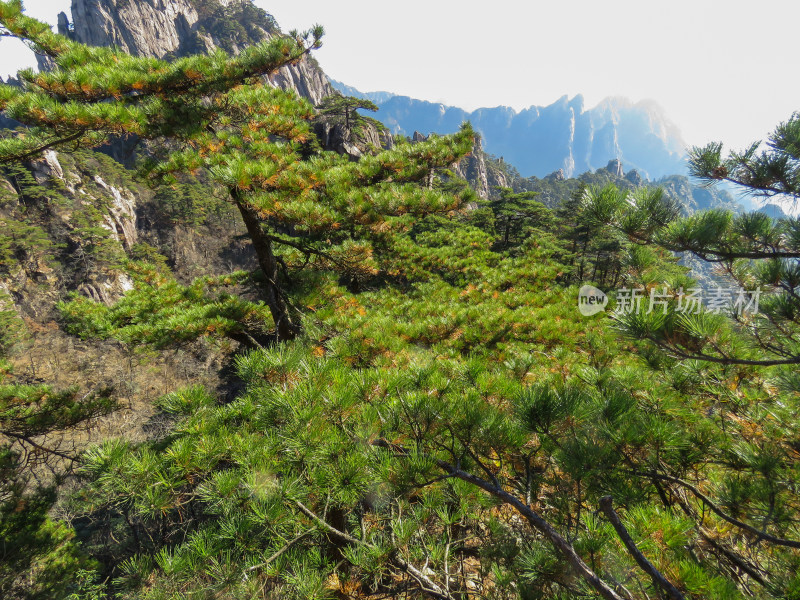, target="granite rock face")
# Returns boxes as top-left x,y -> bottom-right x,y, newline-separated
485,163 -> 510,195
6,150 -> 140,306
625,169 -> 644,186
66,0 -> 199,58
606,159 -> 624,178
313,117 -> 393,159
52,0 -> 333,104
452,136 -> 490,199
270,59 -> 334,107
